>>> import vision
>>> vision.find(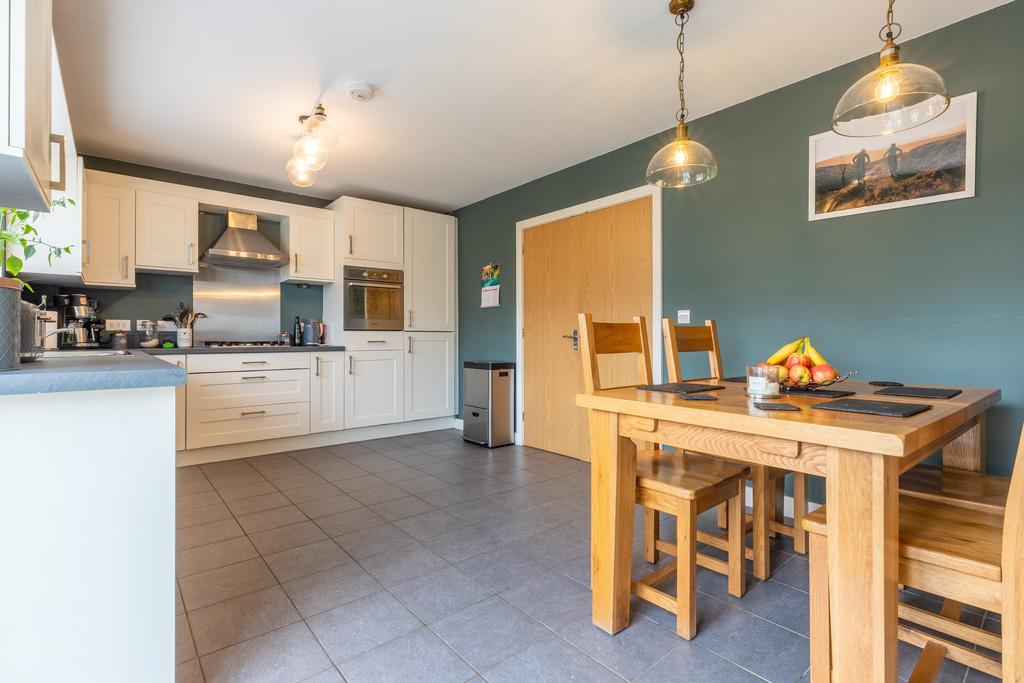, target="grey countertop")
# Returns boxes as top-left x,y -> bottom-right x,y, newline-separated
0,351 -> 186,396
144,345 -> 346,355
